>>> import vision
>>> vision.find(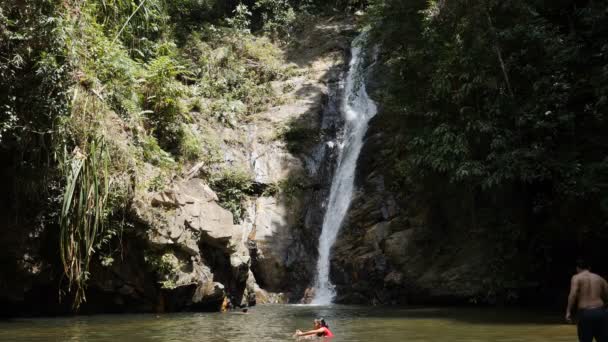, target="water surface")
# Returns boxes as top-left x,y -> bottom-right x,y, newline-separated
0,305 -> 575,341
